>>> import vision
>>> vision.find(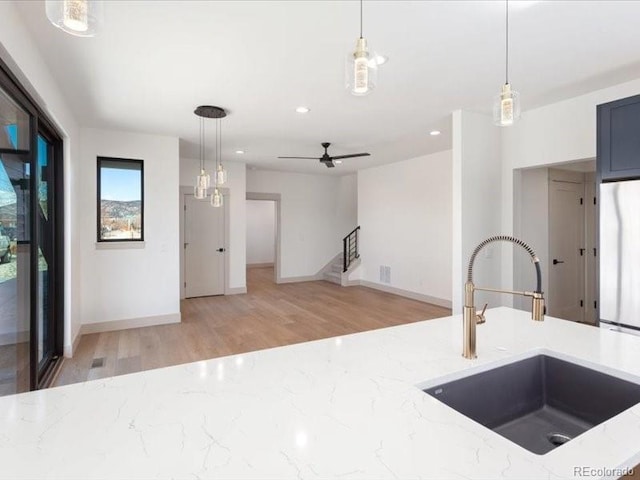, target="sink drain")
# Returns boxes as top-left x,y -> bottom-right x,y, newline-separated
547,432 -> 572,447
